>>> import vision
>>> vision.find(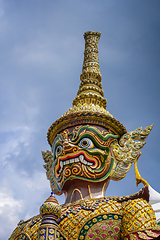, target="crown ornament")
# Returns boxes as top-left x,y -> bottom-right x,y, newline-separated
47,31 -> 127,147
